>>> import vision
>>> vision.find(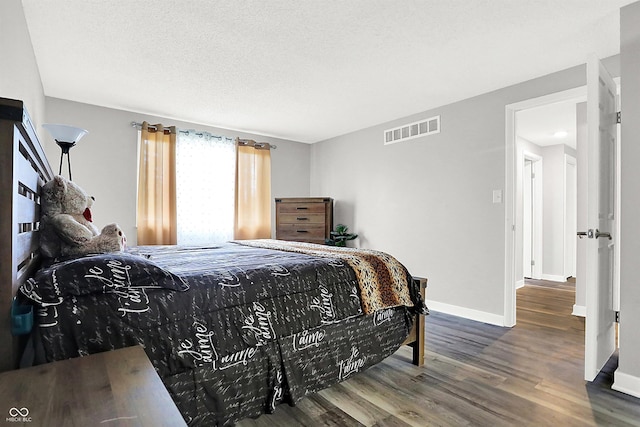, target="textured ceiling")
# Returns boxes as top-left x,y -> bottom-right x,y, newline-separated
21,0 -> 634,143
